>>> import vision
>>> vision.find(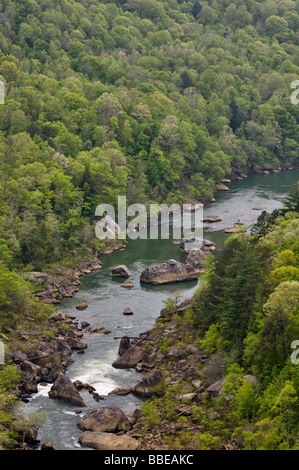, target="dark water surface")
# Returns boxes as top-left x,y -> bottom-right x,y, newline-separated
23,170 -> 299,450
